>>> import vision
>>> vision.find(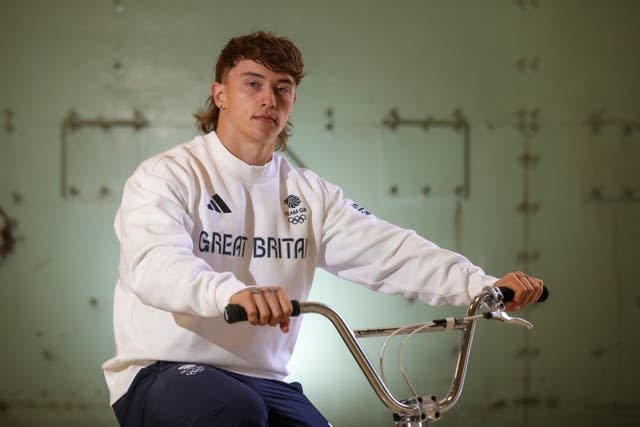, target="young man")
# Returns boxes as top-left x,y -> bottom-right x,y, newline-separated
102,31 -> 544,426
